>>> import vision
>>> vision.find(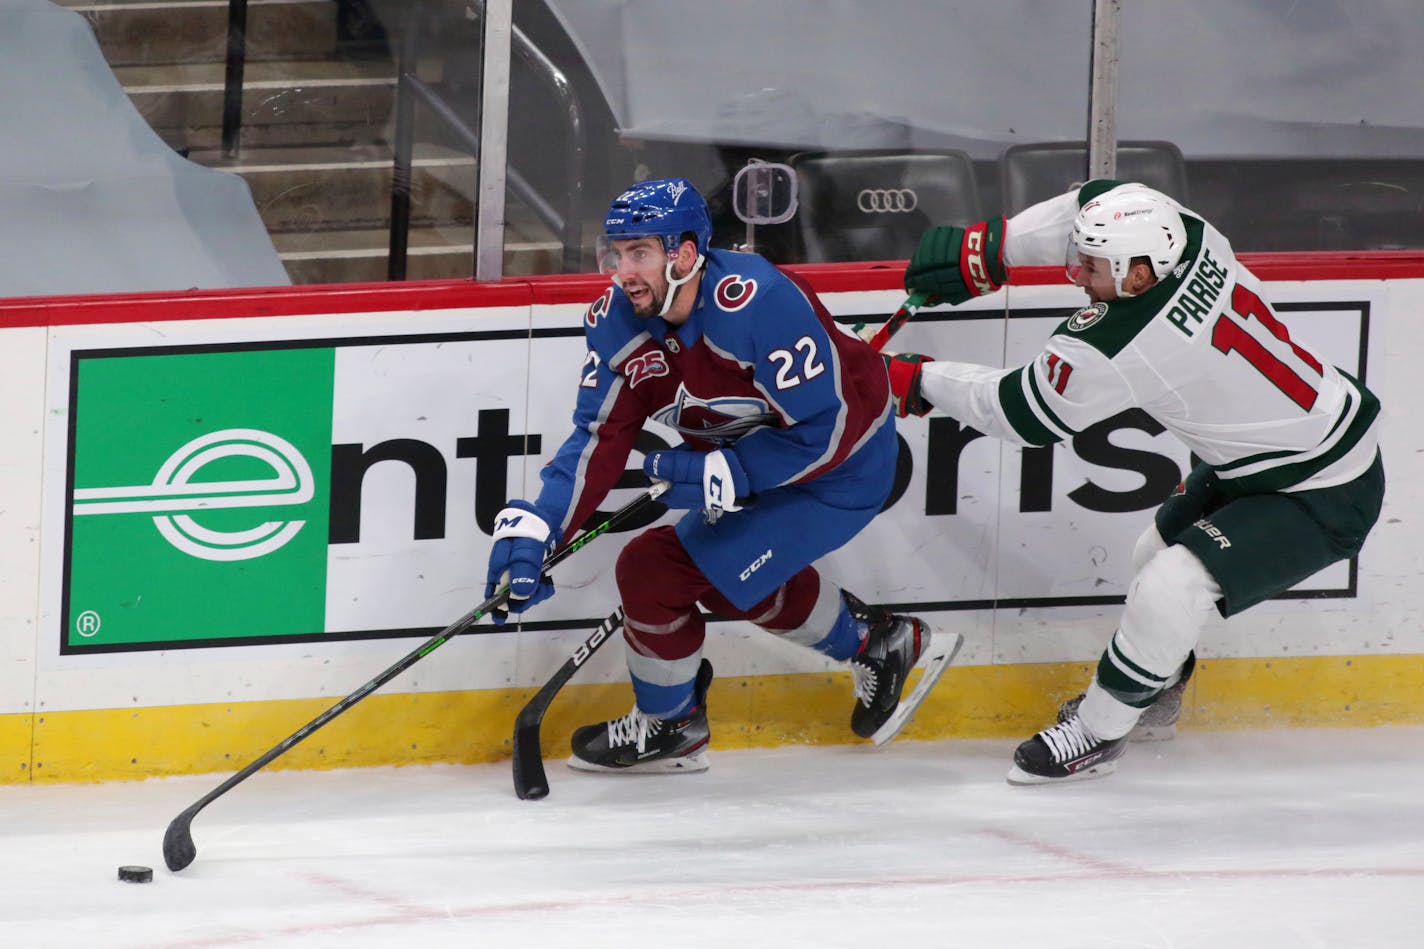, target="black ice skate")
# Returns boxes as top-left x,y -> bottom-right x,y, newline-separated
845,592 -> 963,744
1007,714 -> 1127,785
1057,652 -> 1196,742
567,659 -> 713,774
